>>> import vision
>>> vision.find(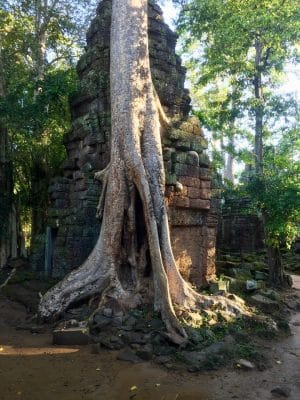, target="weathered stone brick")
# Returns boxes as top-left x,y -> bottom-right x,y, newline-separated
163,147 -> 175,161
175,163 -> 200,177
199,167 -> 211,180
173,196 -> 190,208
189,199 -> 210,210
199,189 -> 211,200
198,153 -> 210,167
179,177 -> 201,188
188,187 -> 201,199
201,180 -> 211,189
186,151 -> 199,166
